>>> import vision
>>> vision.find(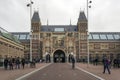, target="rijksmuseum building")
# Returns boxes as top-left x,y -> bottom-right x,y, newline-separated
6,11 -> 120,62
0,27 -> 24,61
